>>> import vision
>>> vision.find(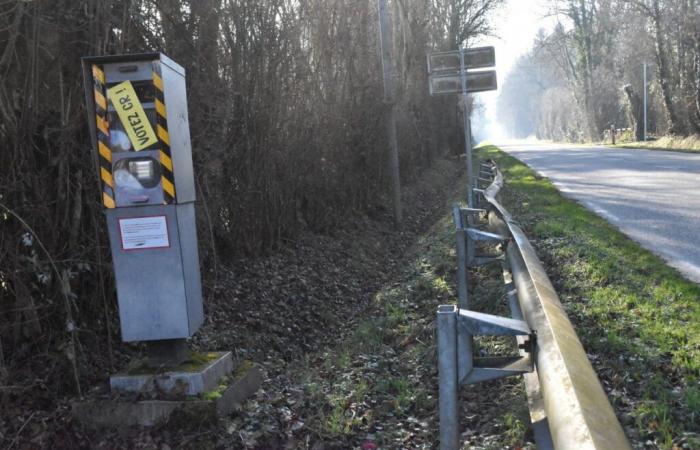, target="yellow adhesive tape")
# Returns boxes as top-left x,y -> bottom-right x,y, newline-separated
106,81 -> 158,151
